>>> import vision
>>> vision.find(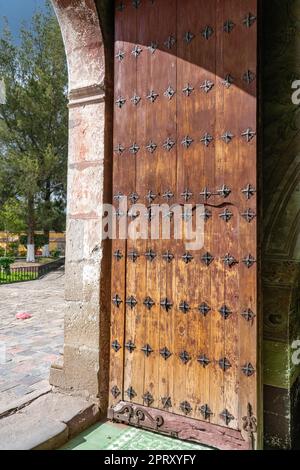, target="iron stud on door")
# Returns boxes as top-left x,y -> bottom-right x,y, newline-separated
220,409 -> 235,426
111,386 -> 121,398
160,347 -> 172,360
141,344 -> 153,357
200,404 -> 213,420
198,354 -> 210,368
